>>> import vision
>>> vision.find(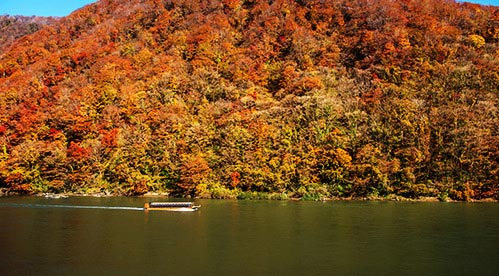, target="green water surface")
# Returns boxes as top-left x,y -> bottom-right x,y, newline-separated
0,197 -> 498,276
